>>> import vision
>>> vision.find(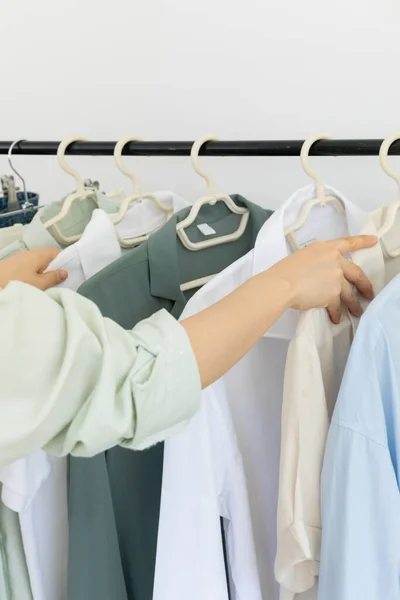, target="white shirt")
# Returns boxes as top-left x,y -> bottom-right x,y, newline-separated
153,185 -> 378,600
1,210 -> 122,600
